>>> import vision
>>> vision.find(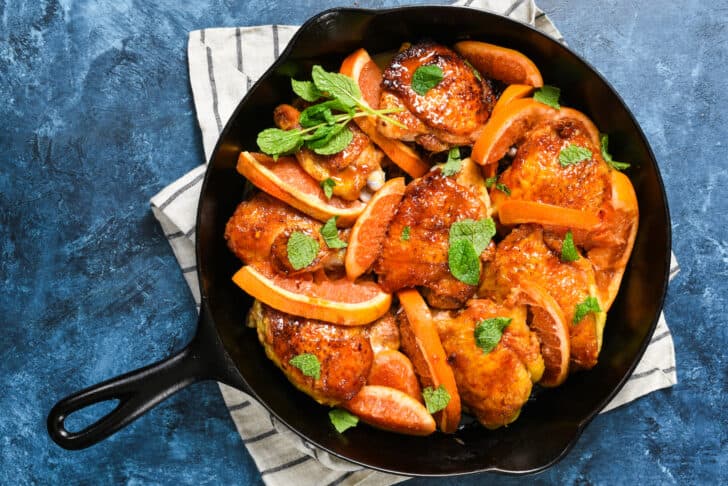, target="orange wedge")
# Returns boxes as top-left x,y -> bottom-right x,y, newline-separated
513,280 -> 570,387
454,40 -> 543,87
236,152 -> 365,227
367,350 -> 422,400
340,49 -> 430,178
471,98 -> 601,166
232,264 -> 391,326
345,177 -> 406,280
498,200 -> 601,230
491,84 -> 535,119
397,289 -> 461,433
344,385 -> 436,436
